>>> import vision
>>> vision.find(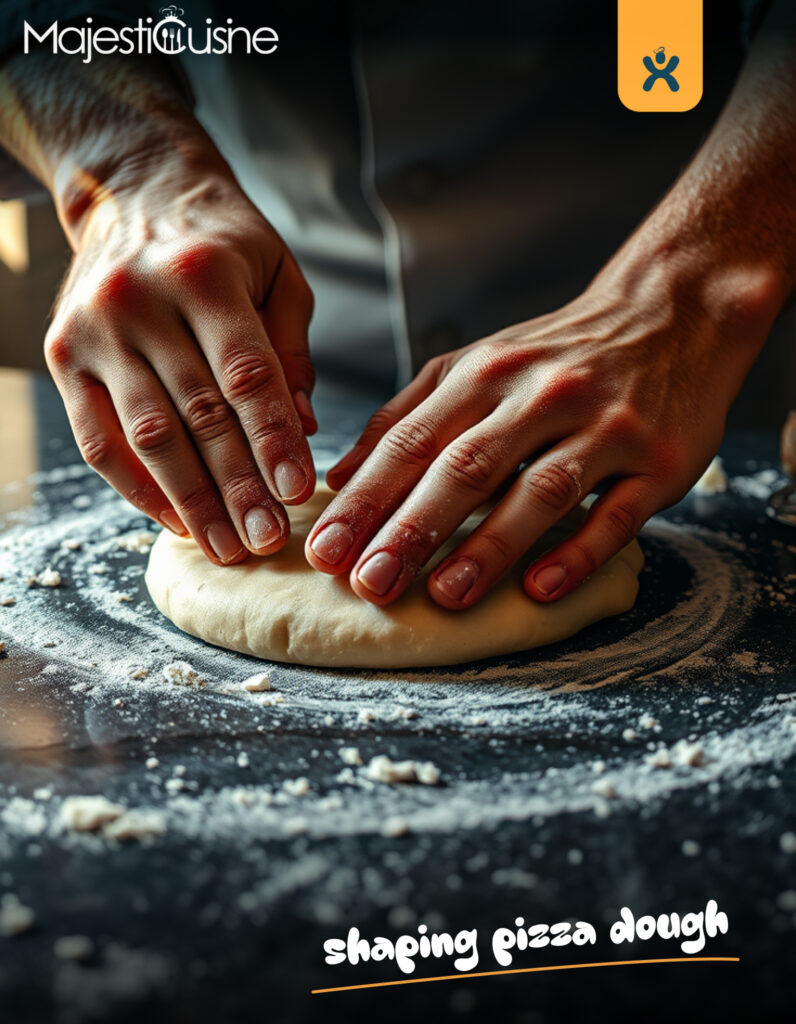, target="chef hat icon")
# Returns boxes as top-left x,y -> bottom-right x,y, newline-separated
159,5 -> 184,18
